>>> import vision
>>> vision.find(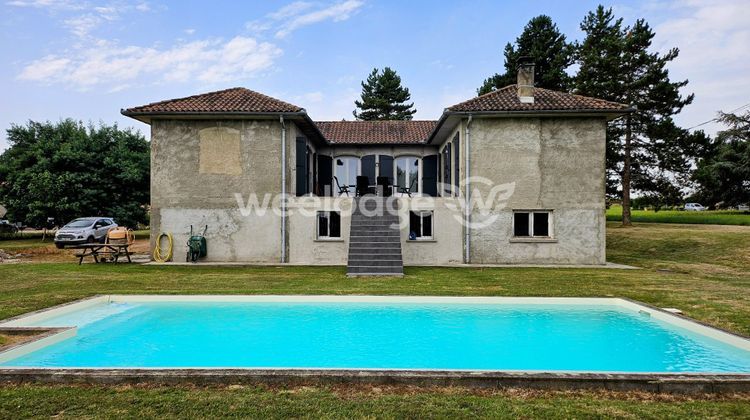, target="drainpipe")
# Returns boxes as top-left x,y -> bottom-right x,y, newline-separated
464,115 -> 473,264
280,115 -> 287,264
